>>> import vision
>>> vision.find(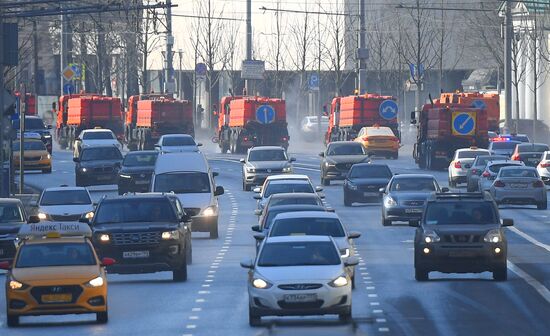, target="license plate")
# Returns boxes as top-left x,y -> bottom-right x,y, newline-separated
283,294 -> 317,303
363,192 -> 378,197
448,251 -> 476,258
42,294 -> 72,303
135,180 -> 149,185
510,183 -> 527,188
405,208 -> 422,213
123,250 -> 149,258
